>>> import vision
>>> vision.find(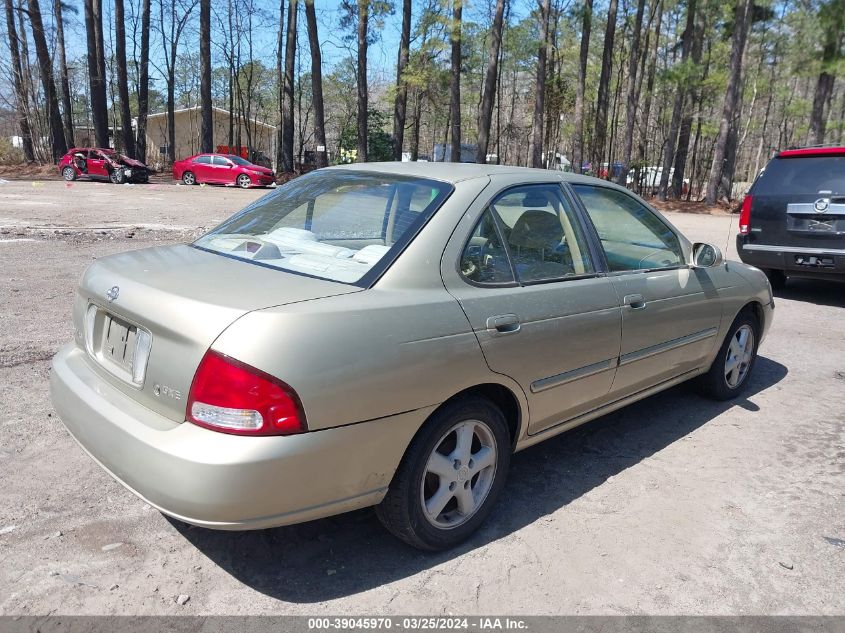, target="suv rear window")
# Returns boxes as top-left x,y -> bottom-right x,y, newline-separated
754,156 -> 845,195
